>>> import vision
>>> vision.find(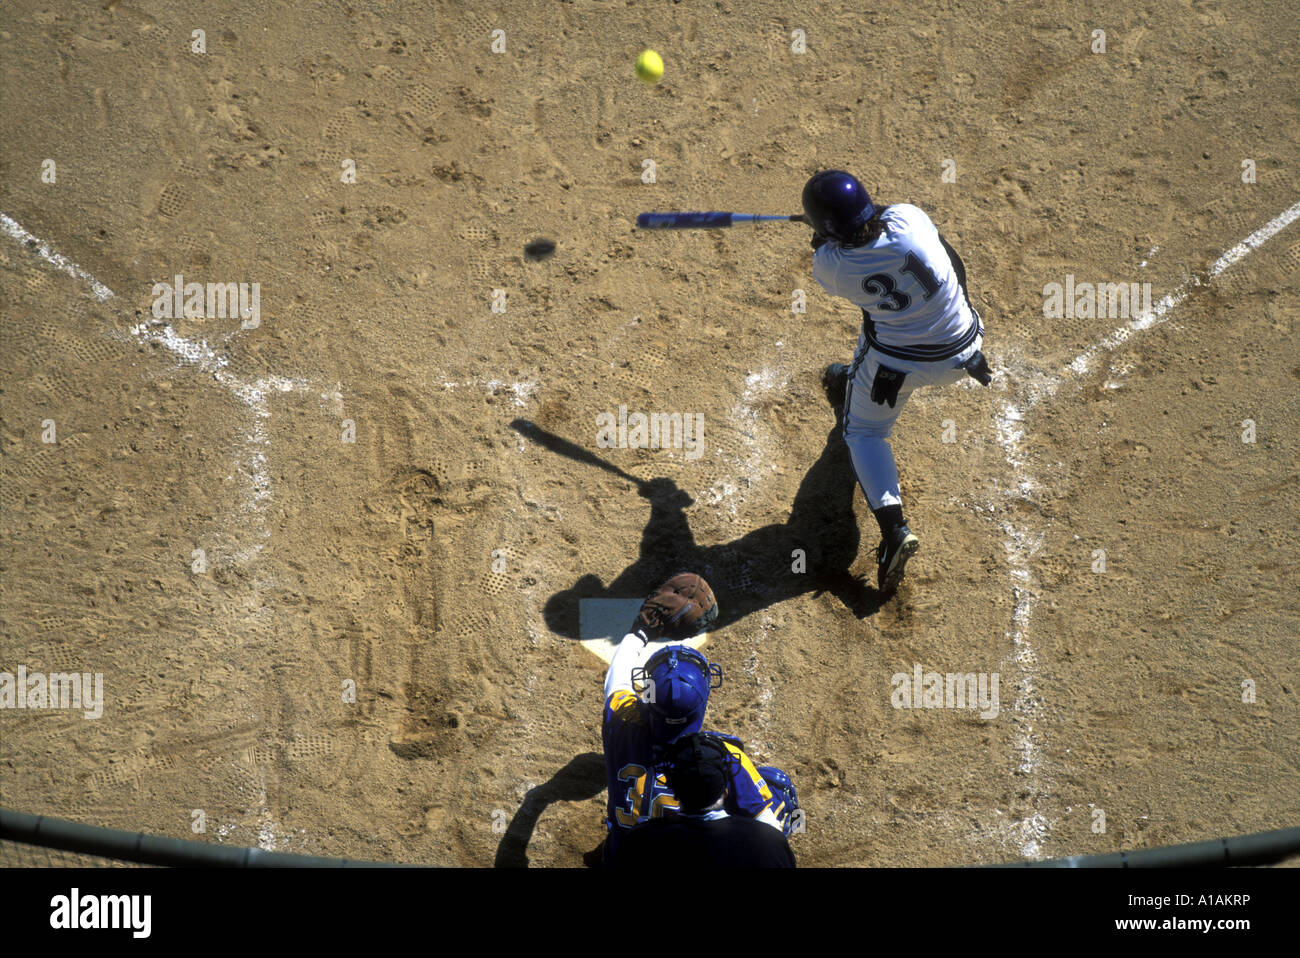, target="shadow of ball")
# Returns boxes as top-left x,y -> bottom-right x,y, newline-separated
524,238 -> 557,261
